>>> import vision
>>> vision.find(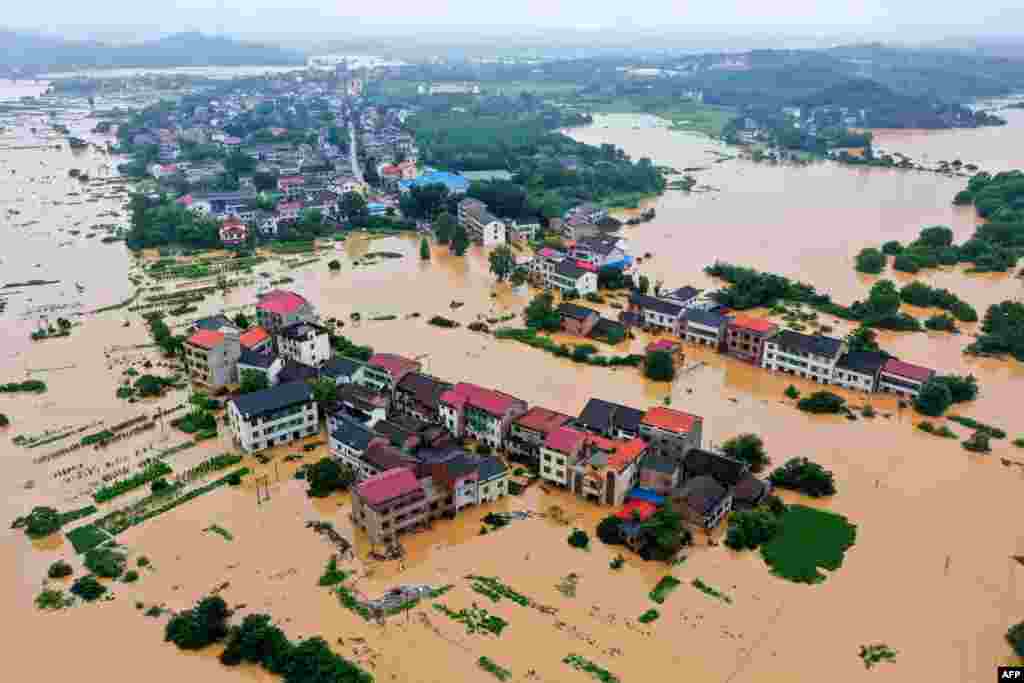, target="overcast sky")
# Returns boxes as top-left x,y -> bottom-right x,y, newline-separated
9,1 -> 1024,44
